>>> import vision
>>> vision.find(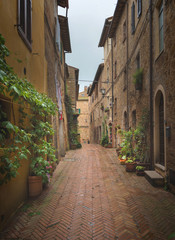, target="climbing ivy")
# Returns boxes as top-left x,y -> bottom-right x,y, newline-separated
0,34 -> 57,185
